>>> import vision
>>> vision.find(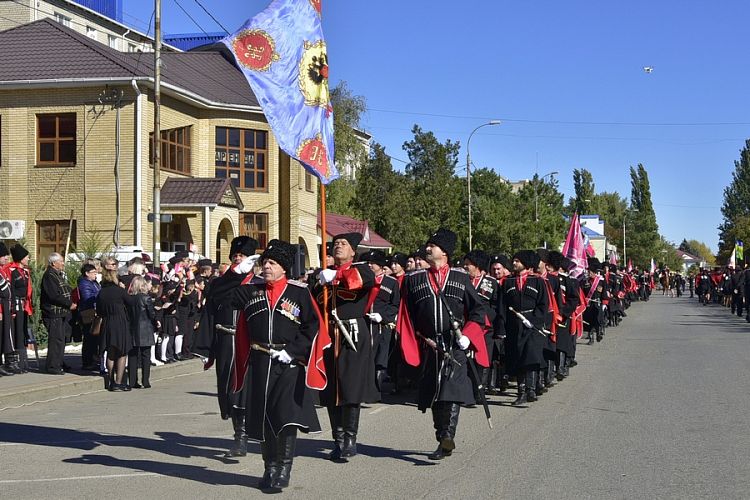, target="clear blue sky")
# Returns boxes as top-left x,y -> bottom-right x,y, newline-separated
127,0 -> 750,252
